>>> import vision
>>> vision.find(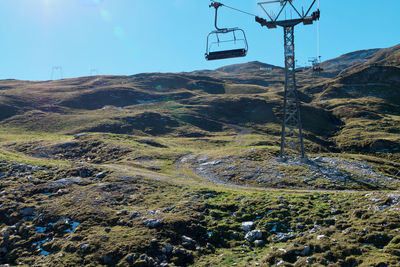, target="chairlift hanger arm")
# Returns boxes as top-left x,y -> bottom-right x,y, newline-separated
256,0 -> 320,28
210,1 -> 258,18
210,1 -> 225,31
